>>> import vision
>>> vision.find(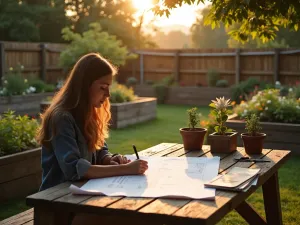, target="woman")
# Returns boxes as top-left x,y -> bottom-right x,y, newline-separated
36,52 -> 148,192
